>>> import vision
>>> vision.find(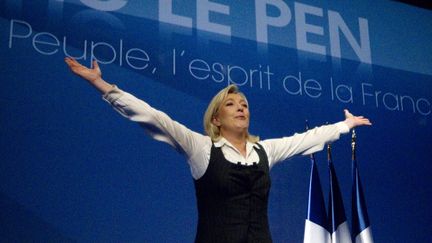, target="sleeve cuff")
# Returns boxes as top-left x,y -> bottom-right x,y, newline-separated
336,121 -> 350,134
